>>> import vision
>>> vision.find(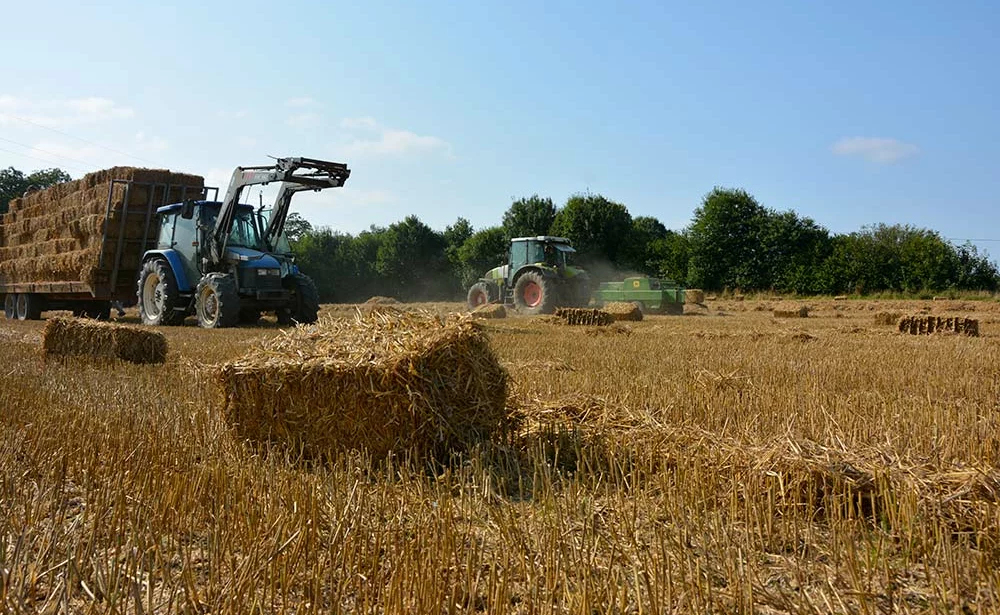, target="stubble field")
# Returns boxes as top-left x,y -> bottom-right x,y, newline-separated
2,297 -> 999,614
